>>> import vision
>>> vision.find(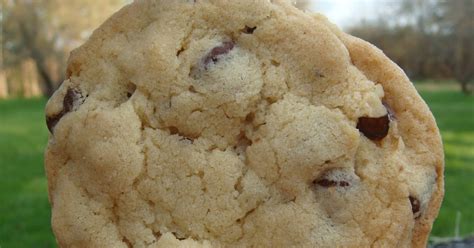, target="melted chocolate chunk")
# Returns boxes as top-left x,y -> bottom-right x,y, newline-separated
338,181 -> 350,187
356,114 -> 390,140
409,196 -> 421,216
46,113 -> 63,134
314,179 -> 350,188
63,88 -> 81,113
46,88 -> 84,133
241,25 -> 257,34
203,41 -> 235,68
